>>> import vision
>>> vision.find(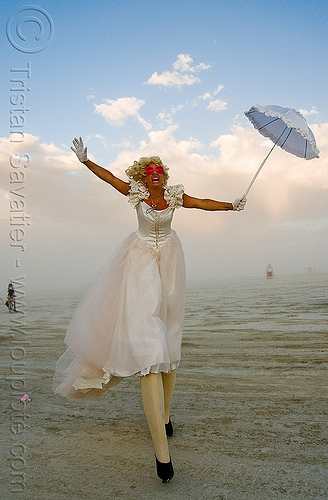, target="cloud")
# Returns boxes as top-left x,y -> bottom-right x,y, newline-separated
207,99 -> 227,112
155,84 -> 227,122
0,134 -> 74,172
172,53 -> 212,73
144,53 -> 212,88
158,104 -> 184,125
94,97 -> 152,130
299,107 -> 319,117
200,84 -> 227,112
210,123 -> 328,201
87,87 -> 96,100
172,53 -> 194,72
145,71 -> 200,88
200,84 -> 224,100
